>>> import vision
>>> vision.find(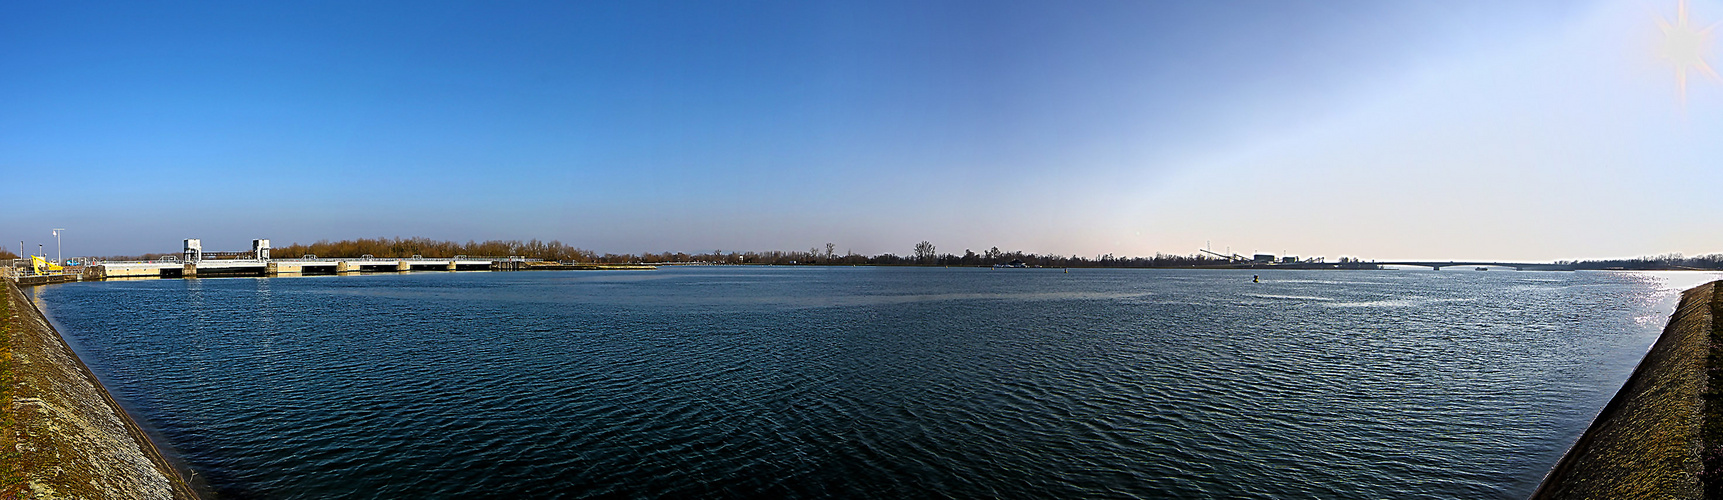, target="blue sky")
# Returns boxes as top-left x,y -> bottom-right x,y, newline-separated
3,1 -> 1720,260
